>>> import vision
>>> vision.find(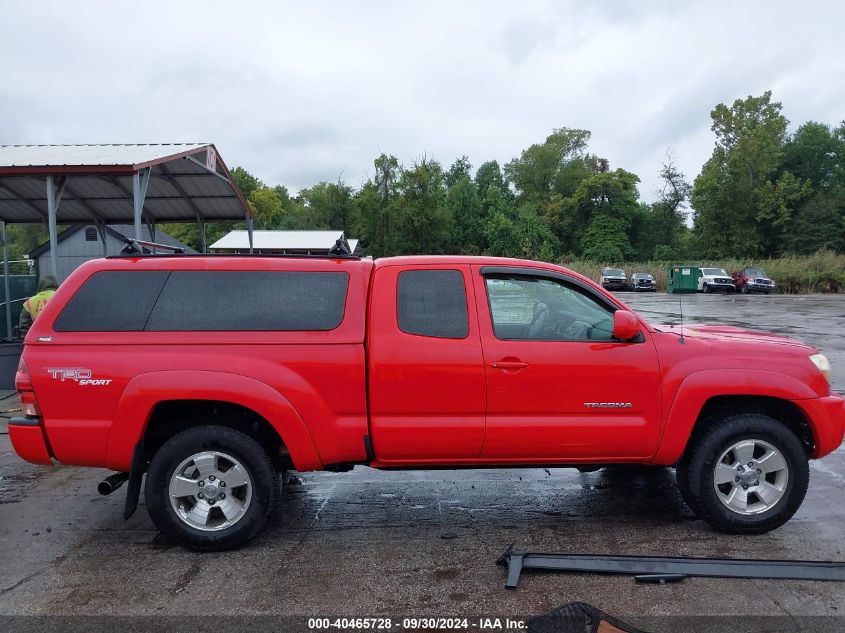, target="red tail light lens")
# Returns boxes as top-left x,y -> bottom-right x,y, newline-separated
15,357 -> 40,416
15,356 -> 32,392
